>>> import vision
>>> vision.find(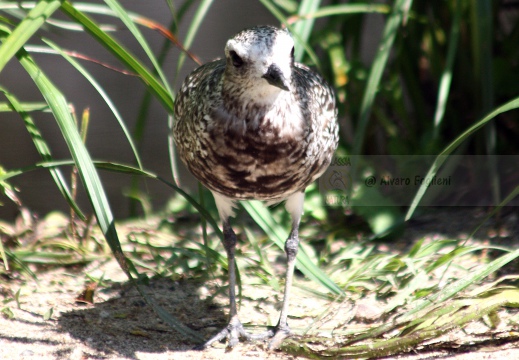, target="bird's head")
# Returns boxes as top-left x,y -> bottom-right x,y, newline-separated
224,26 -> 294,96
